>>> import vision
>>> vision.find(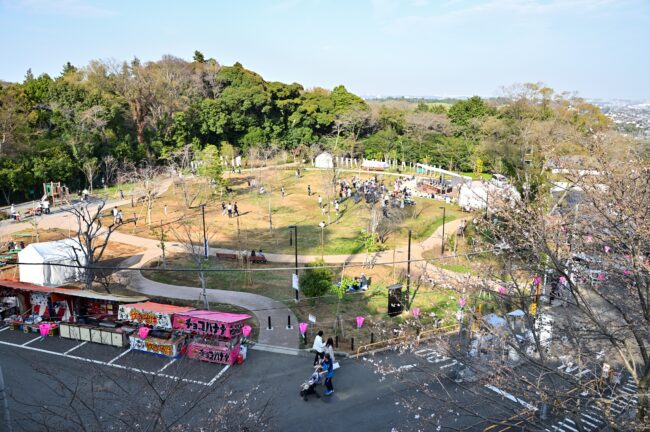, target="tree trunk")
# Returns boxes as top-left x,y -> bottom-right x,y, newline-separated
638,373 -> 649,423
